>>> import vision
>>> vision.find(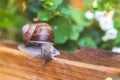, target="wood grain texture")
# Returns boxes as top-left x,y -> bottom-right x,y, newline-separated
0,40 -> 120,80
